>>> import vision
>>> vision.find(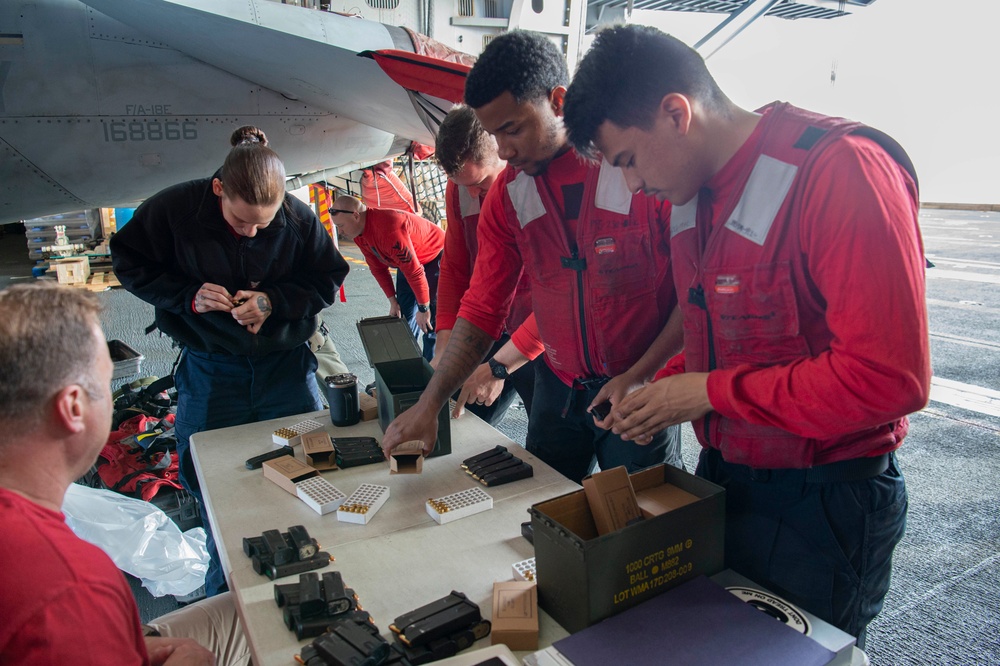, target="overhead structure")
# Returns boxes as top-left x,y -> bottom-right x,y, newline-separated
586,0 -> 877,56
0,0 -> 878,224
